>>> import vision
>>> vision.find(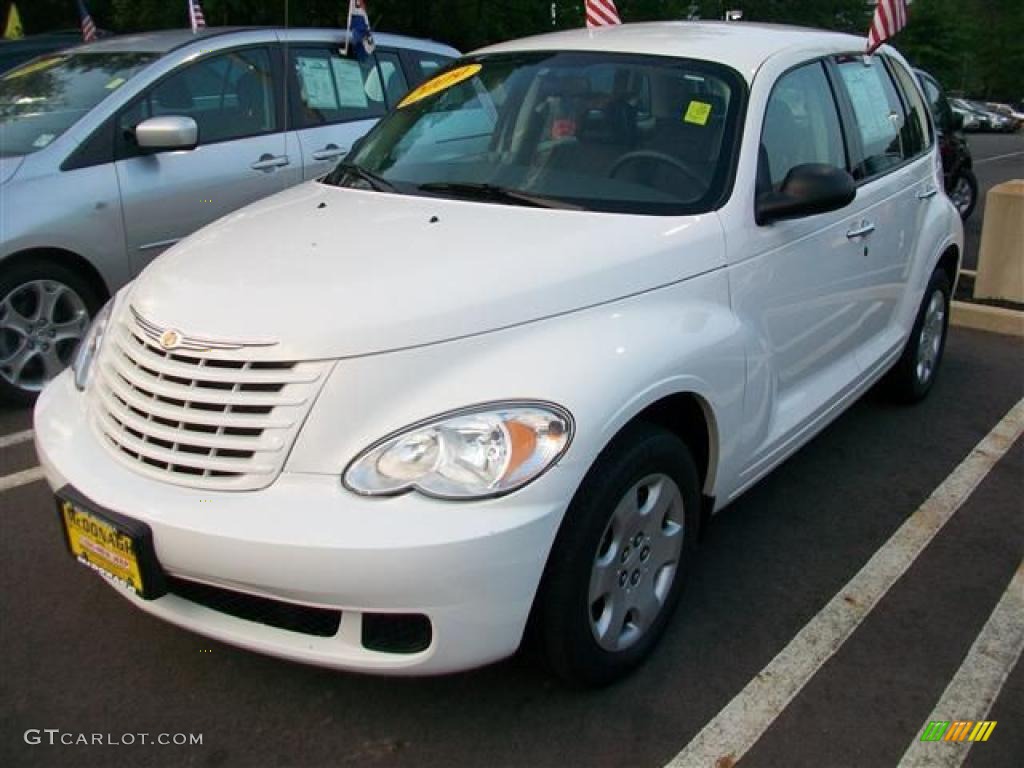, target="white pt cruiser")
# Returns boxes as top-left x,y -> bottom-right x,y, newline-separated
36,23 -> 962,686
